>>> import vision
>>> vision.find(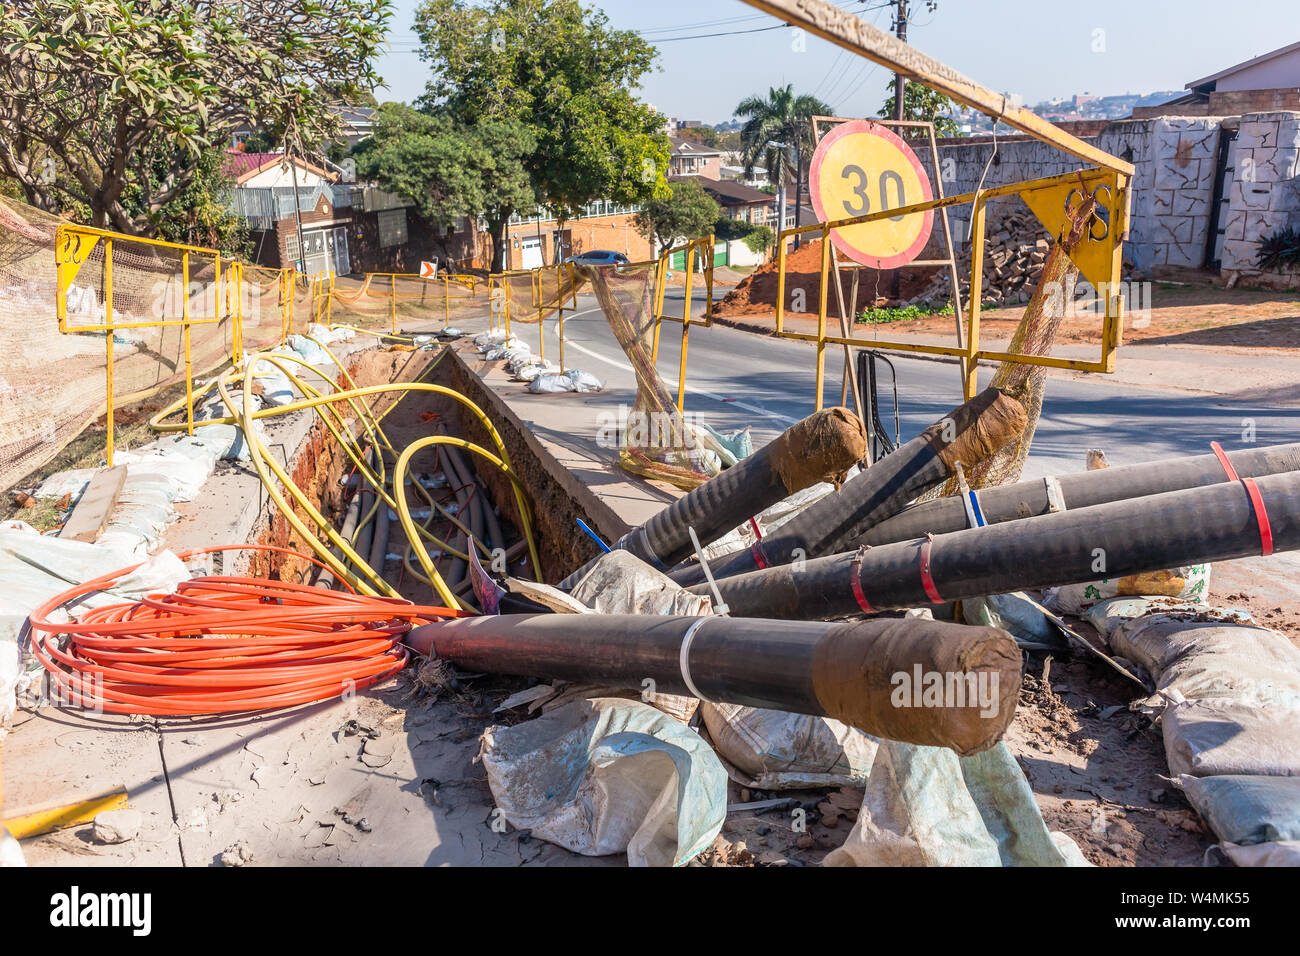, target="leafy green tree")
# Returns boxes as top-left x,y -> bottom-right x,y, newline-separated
127,148 -> 250,256
0,0 -> 391,234
741,225 -> 775,256
413,0 -> 669,233
735,85 -> 829,238
354,103 -> 535,272
880,81 -> 960,137
633,178 -> 720,253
